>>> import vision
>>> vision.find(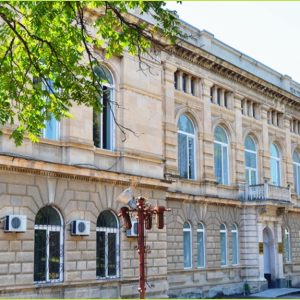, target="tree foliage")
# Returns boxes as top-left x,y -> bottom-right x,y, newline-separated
0,1 -> 180,145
